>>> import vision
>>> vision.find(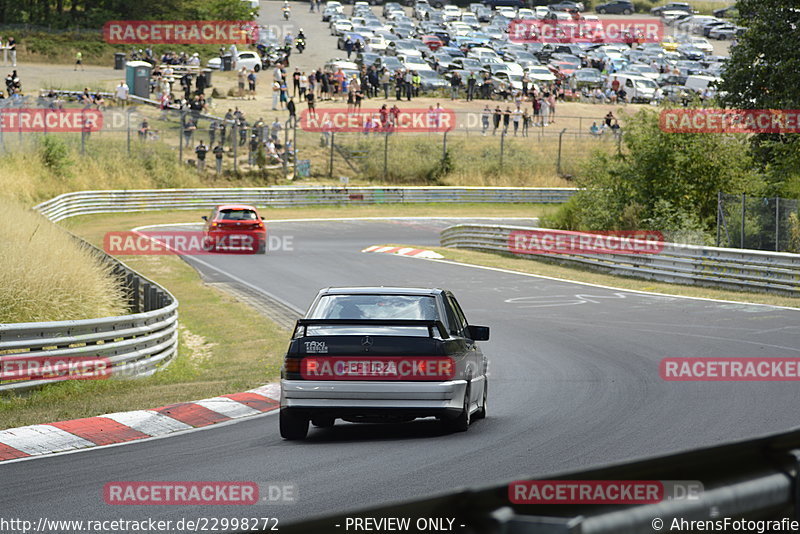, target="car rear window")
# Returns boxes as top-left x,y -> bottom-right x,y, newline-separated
219,209 -> 258,221
310,295 -> 438,320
